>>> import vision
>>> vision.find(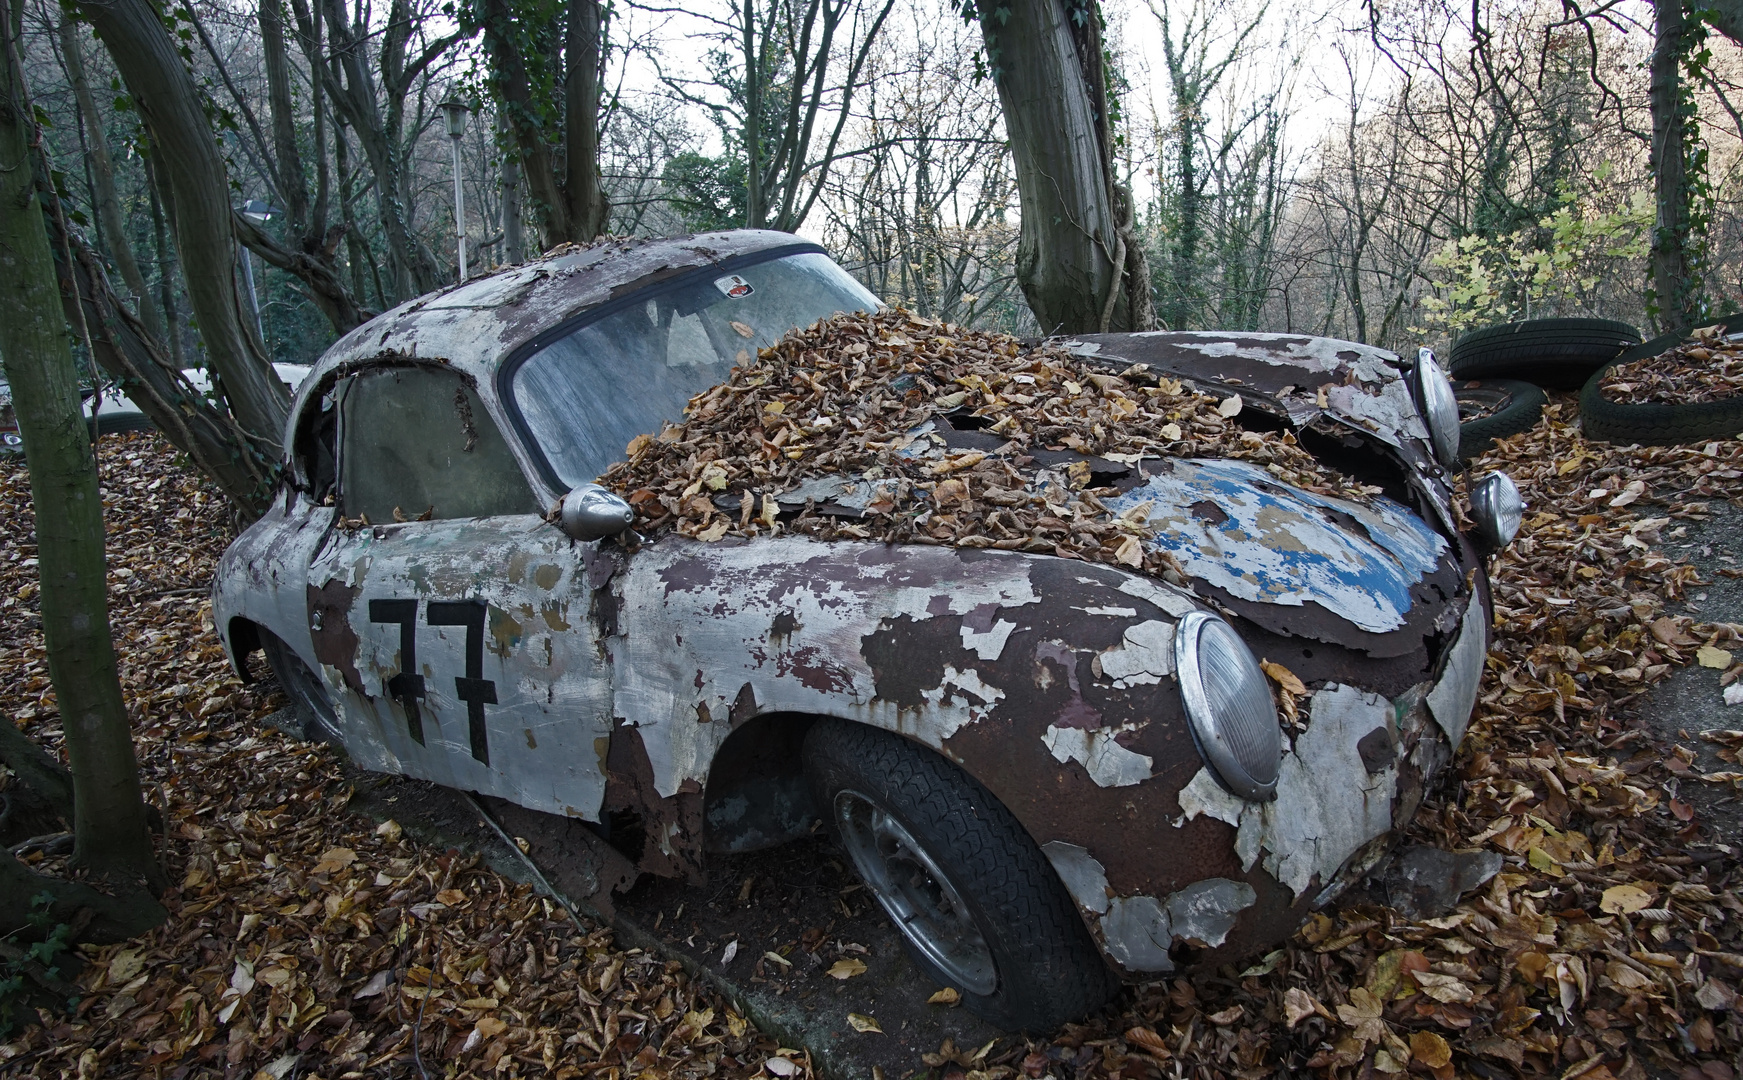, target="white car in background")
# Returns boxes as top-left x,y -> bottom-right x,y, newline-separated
0,363 -> 311,453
